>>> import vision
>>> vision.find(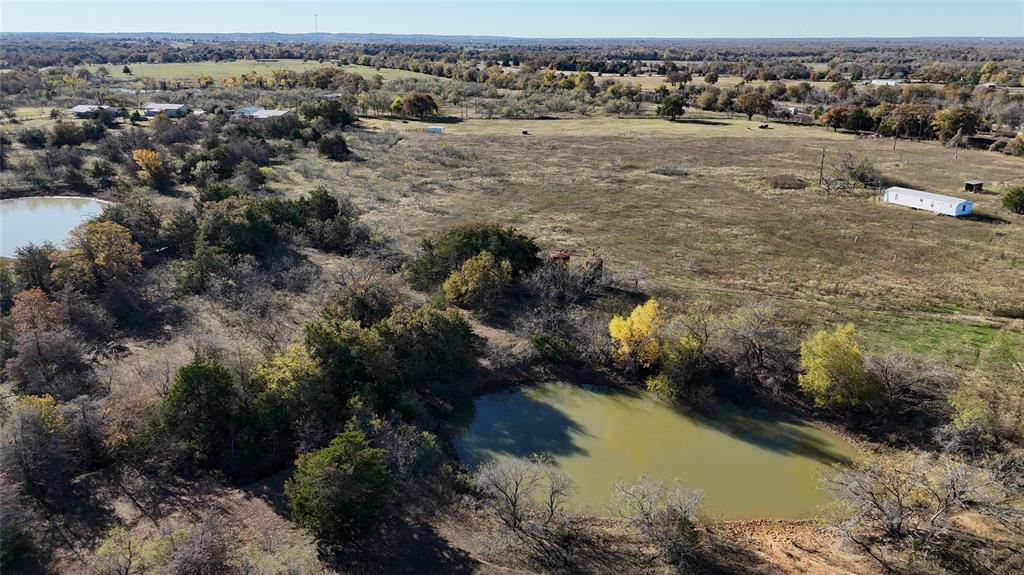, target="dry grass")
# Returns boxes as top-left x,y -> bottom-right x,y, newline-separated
276,115 -> 1024,367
